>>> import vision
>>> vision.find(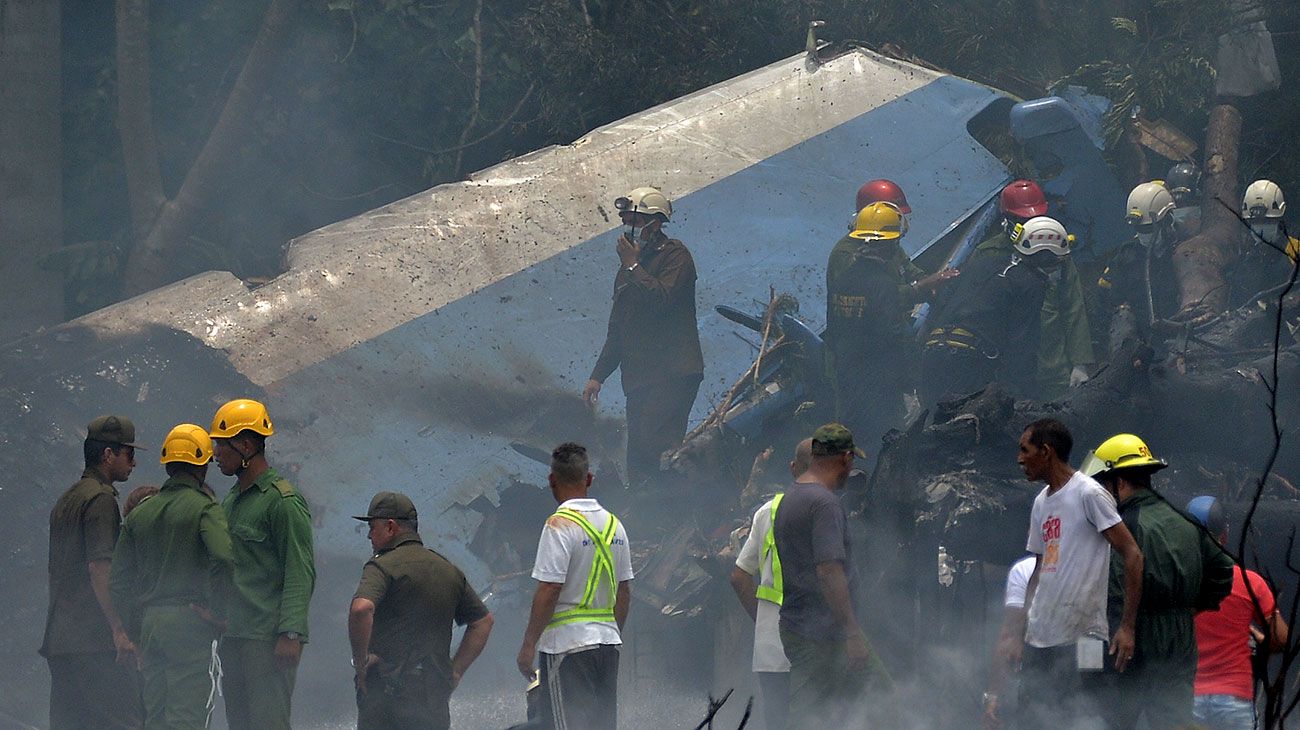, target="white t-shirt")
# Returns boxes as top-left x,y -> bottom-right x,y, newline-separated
735,498 -> 792,673
1023,471 -> 1122,648
532,498 -> 635,655
1004,555 -> 1037,609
